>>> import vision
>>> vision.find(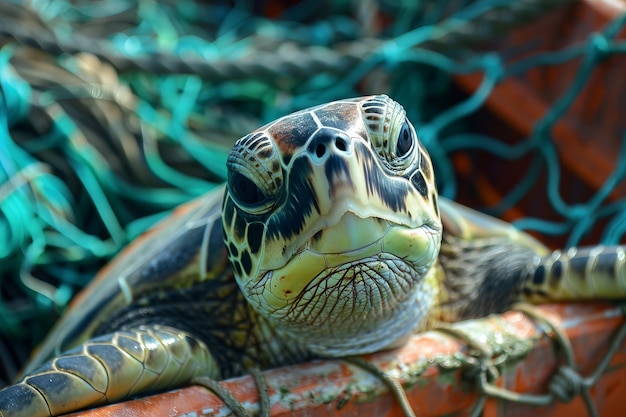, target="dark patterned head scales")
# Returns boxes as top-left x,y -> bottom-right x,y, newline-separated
222,95 -> 443,356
